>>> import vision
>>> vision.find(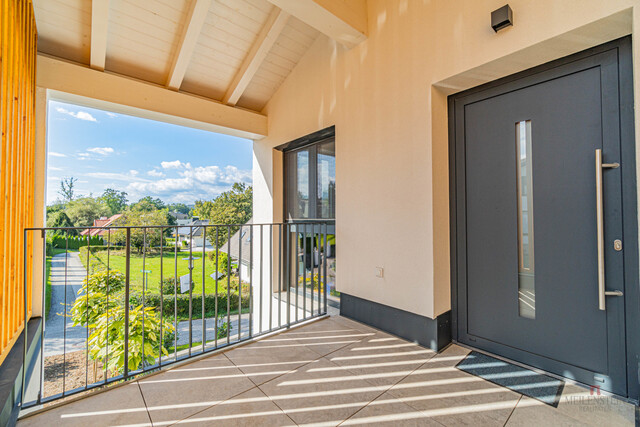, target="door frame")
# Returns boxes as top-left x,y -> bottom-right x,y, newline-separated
448,36 -> 639,402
